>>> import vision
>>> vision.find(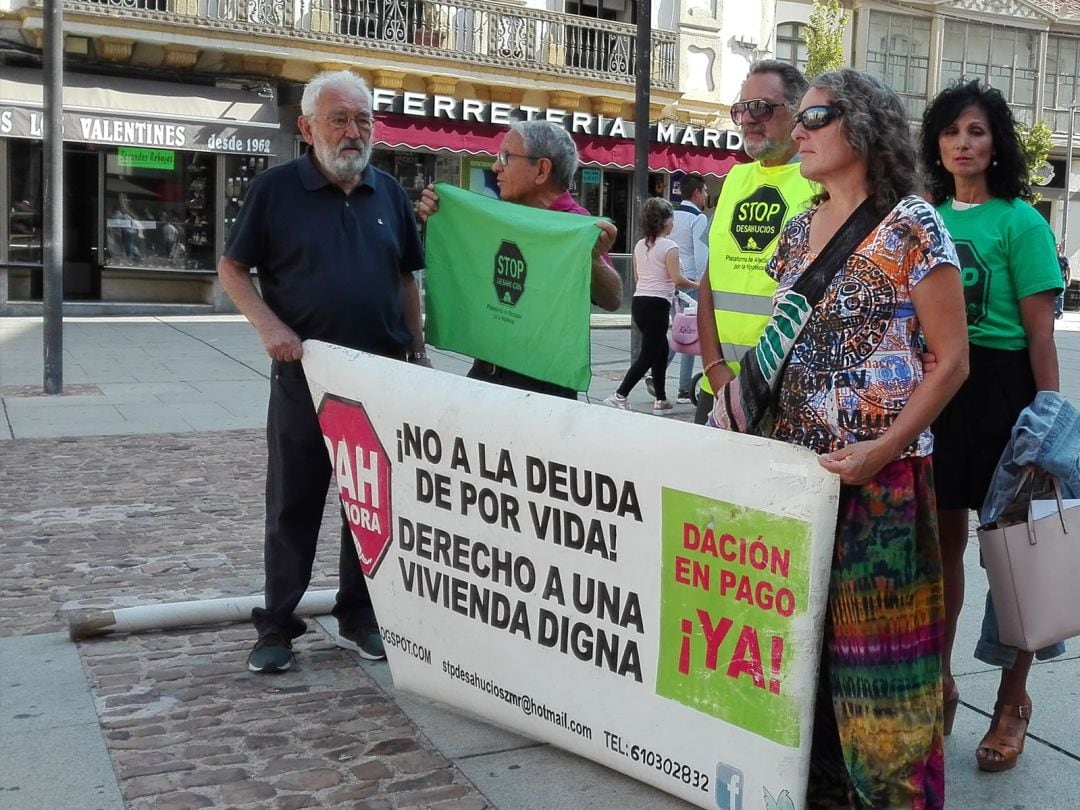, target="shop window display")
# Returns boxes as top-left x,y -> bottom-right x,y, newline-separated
7,140 -> 43,264
223,155 -> 268,243
372,149 -> 435,206
103,150 -> 216,270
